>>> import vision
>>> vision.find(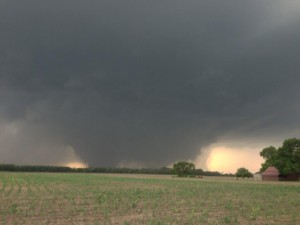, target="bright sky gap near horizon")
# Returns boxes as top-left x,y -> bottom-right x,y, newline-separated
1,1 -> 300,173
